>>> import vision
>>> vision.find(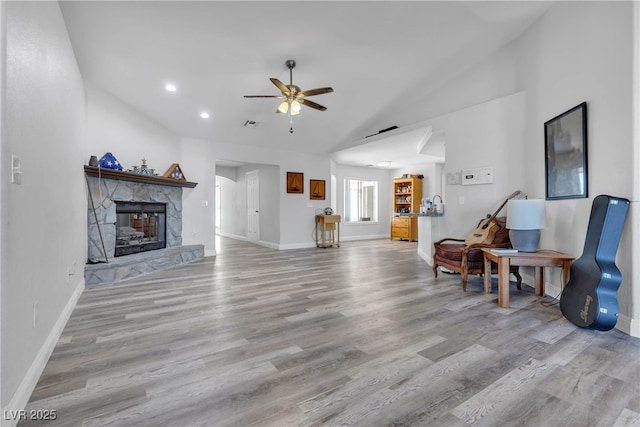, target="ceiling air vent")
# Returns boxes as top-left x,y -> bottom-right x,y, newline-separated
243,120 -> 259,129
365,125 -> 398,138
